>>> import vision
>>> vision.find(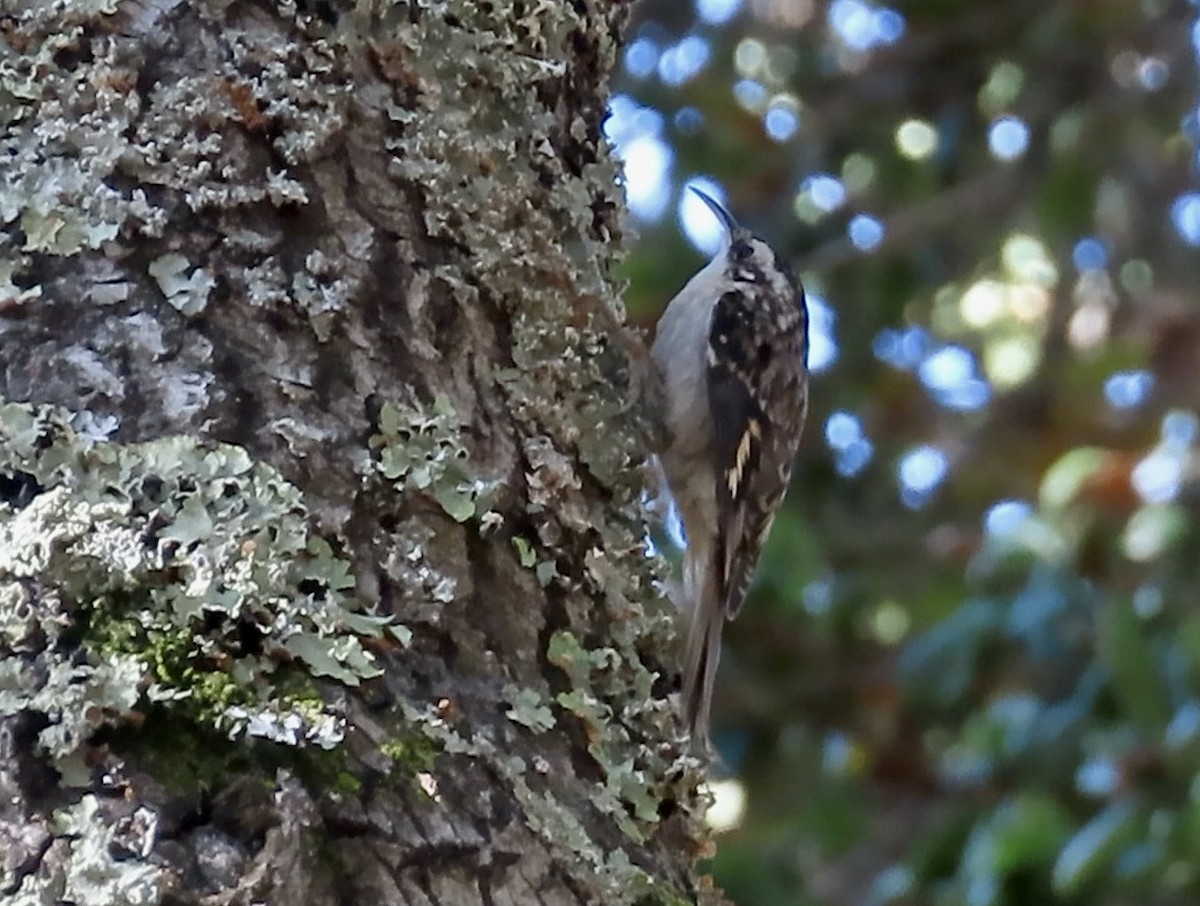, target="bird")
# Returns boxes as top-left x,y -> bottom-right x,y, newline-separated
650,187 -> 809,745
